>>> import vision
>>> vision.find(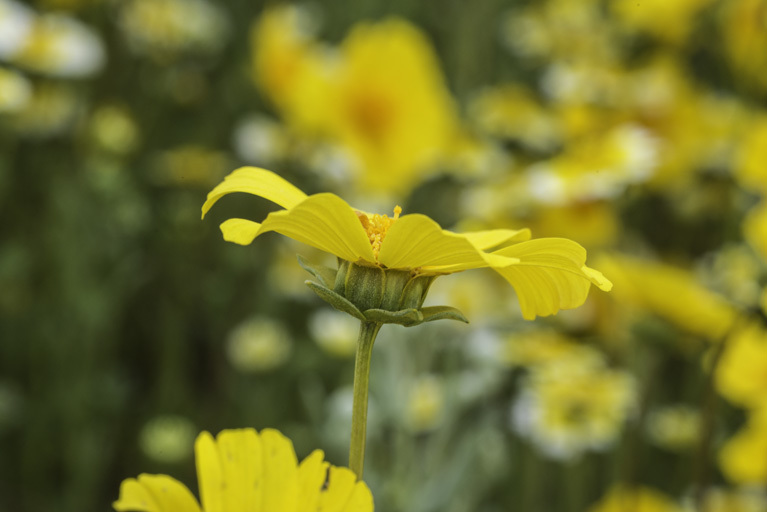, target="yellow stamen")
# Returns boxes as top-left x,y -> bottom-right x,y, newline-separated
357,206 -> 402,260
